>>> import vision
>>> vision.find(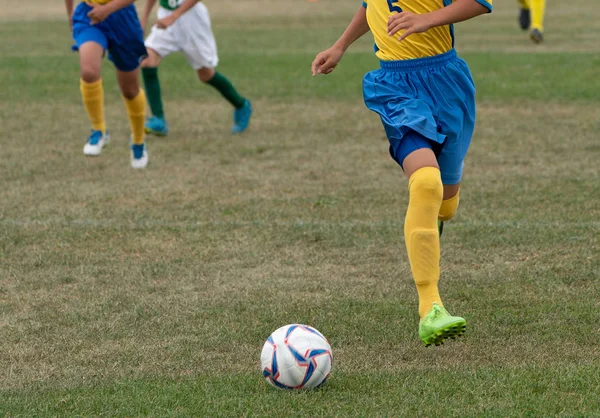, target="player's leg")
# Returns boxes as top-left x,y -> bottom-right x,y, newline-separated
141,49 -> 169,136
71,0 -> 111,157
103,3 -> 150,168
401,145 -> 444,317
197,67 -> 247,110
195,67 -> 252,134
143,14 -> 180,136
180,2 -> 252,134
400,142 -> 466,347
116,68 -> 148,169
529,0 -> 546,43
78,41 -> 111,156
438,184 -> 461,237
517,0 -> 531,30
